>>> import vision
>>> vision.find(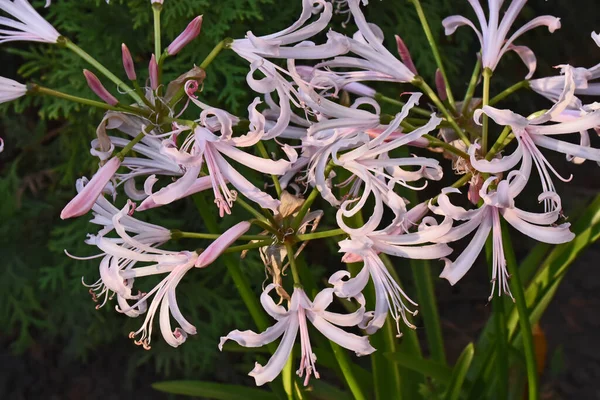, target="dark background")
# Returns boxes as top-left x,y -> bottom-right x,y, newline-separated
0,0 -> 598,399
